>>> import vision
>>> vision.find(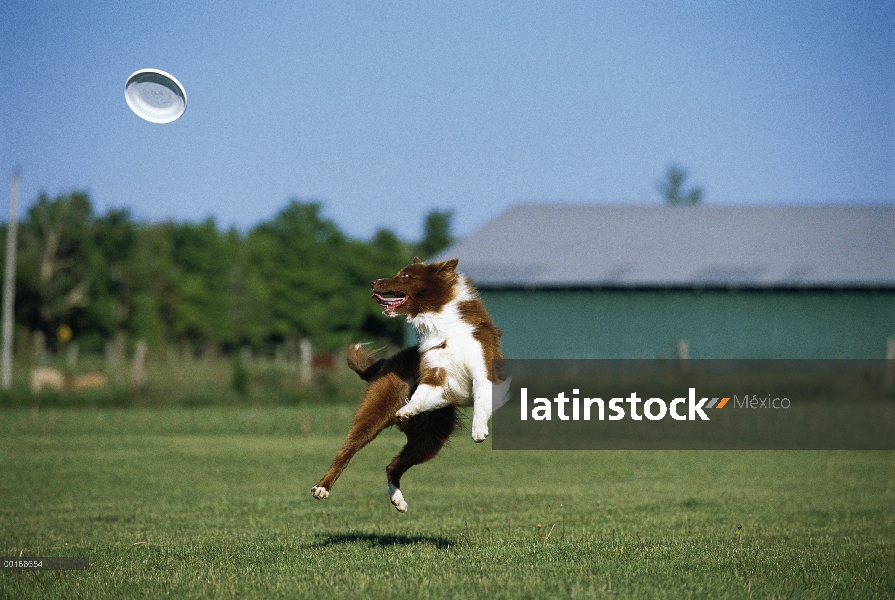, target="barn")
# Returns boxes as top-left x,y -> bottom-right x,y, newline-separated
421,204 -> 895,359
